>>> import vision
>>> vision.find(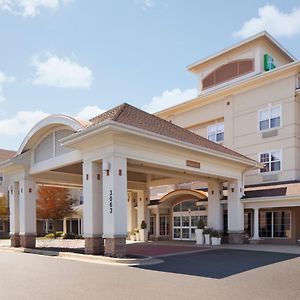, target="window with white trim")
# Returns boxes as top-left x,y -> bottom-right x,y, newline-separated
260,150 -> 281,173
0,173 -> 3,183
207,122 -> 224,143
259,211 -> 291,238
259,105 -> 281,131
